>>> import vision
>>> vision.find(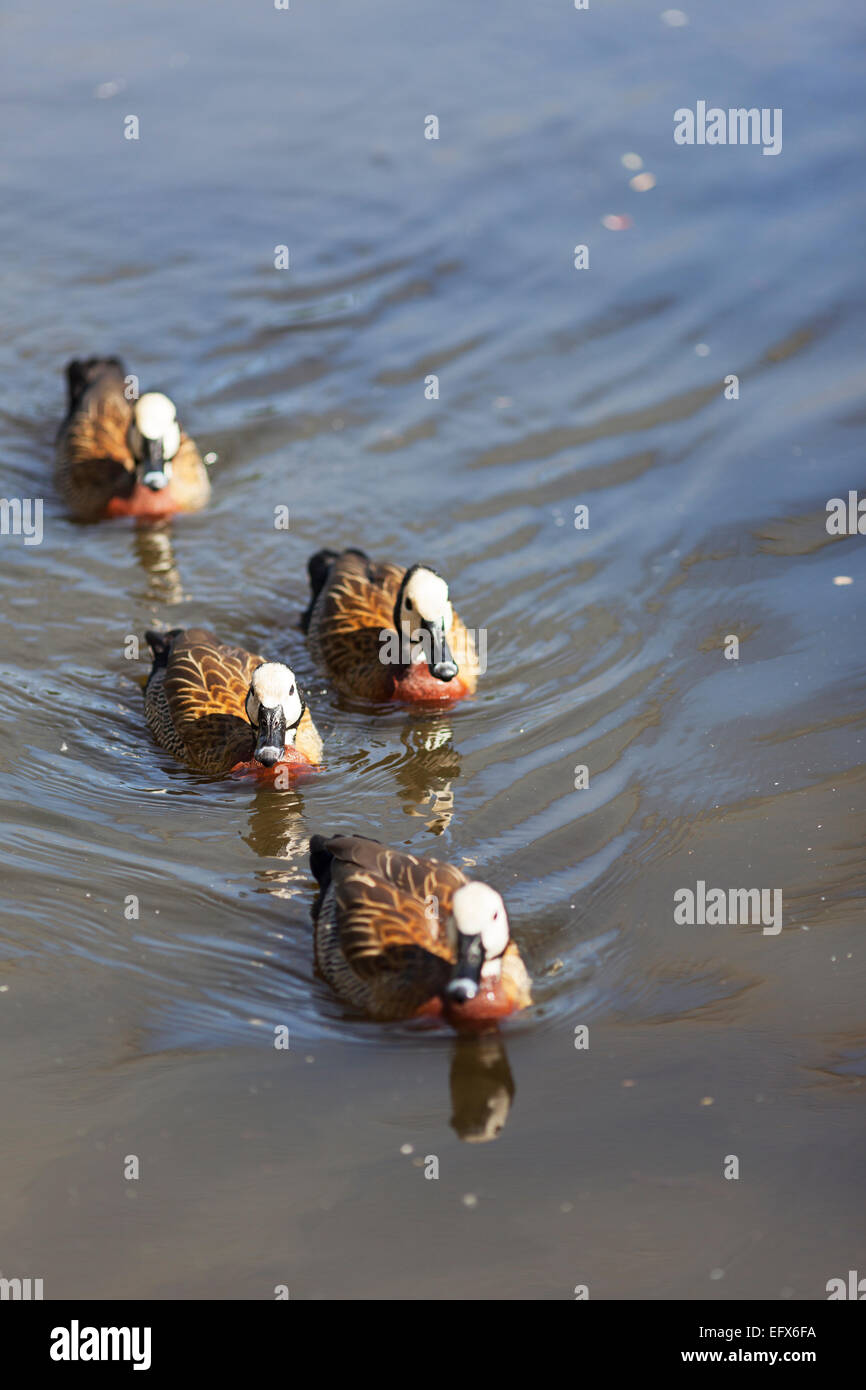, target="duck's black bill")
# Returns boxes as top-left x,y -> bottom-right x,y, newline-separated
446,933 -> 484,1004
423,620 -> 459,682
254,705 -> 287,767
141,437 -> 170,491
